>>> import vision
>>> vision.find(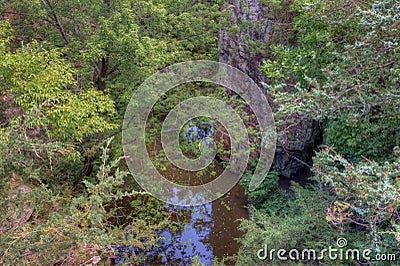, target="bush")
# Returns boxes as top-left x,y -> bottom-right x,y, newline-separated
0,139 -> 166,265
236,183 -> 362,265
